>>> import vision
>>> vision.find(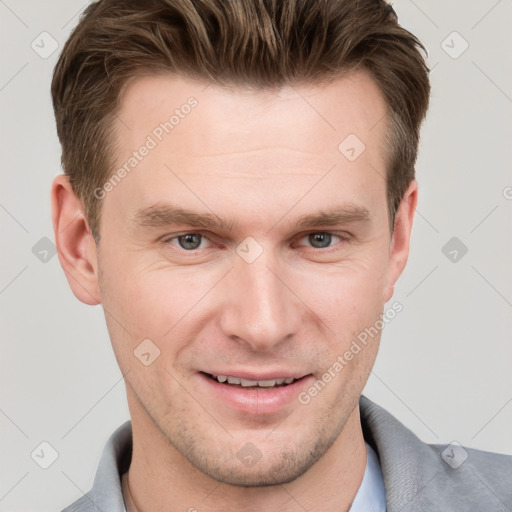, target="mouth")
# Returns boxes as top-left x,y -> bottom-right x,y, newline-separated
201,372 -> 304,389
198,371 -> 315,415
